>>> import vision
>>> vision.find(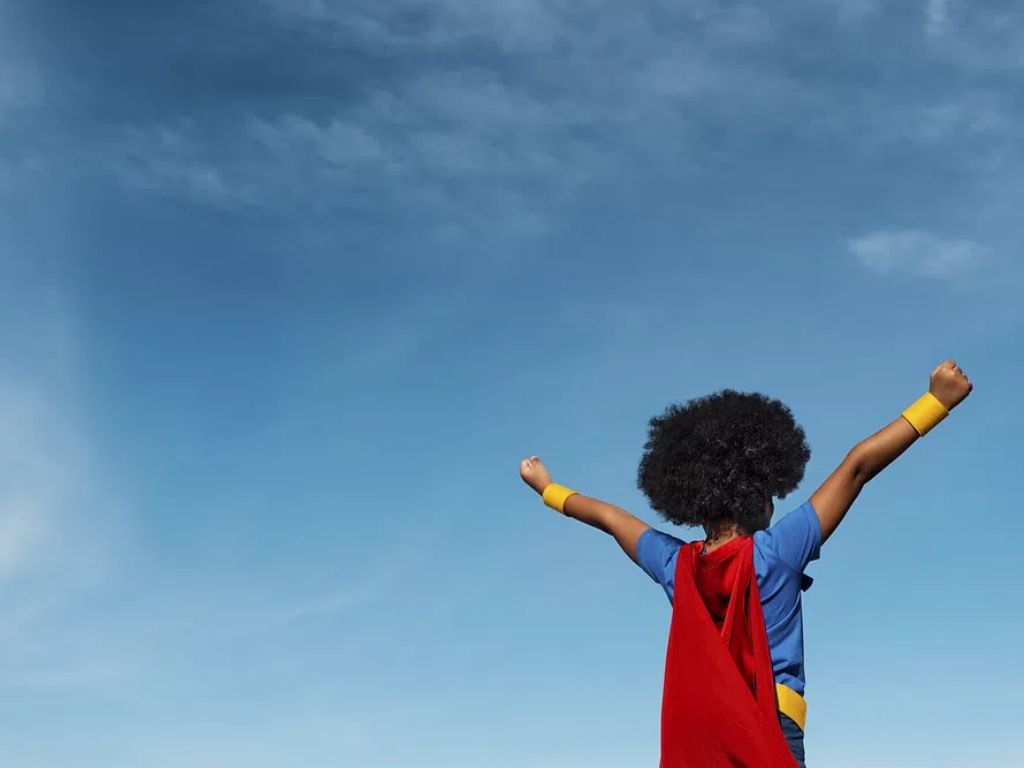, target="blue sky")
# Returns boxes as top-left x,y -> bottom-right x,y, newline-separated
1,1 -> 1023,766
